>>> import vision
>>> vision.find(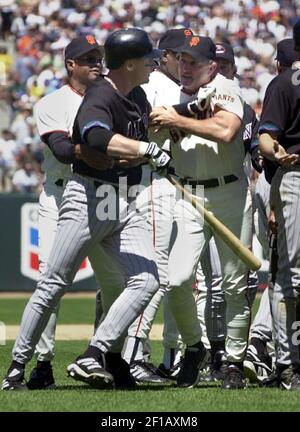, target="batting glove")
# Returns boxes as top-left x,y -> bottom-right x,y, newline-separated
139,141 -> 171,175
187,86 -> 216,114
